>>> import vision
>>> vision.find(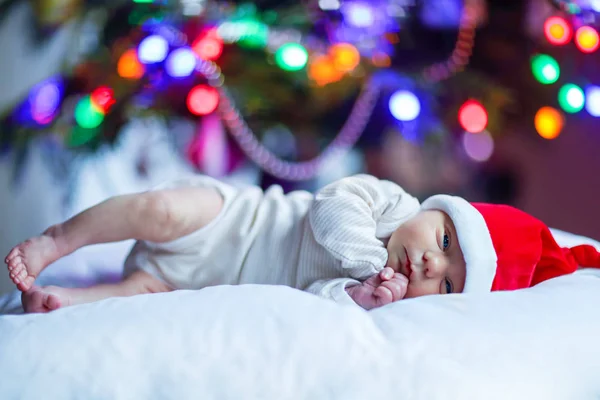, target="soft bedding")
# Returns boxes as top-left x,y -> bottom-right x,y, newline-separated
0,229 -> 599,400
